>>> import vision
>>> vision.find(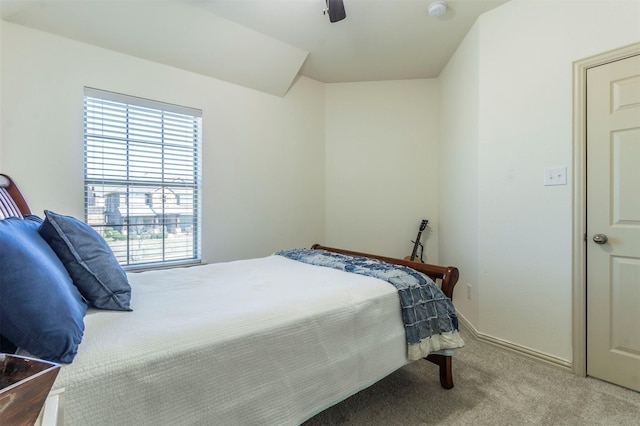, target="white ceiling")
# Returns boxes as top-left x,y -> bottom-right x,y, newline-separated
190,0 -> 509,82
0,0 -> 509,95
